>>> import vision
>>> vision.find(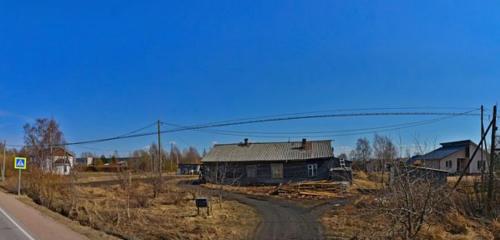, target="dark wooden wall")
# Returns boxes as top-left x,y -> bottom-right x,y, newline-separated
201,158 -> 333,185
